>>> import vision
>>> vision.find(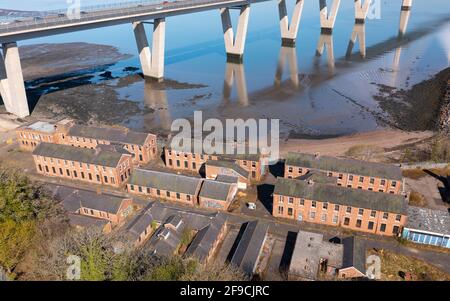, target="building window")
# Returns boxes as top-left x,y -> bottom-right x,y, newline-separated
81,172 -> 85,179
392,181 -> 397,187
309,212 -> 316,220
288,197 -> 293,204
147,188 -> 151,194
187,195 -> 191,202
96,175 -> 101,182
368,221 -> 374,230
334,204 -> 339,211
393,226 -> 399,235
252,171 -> 256,178
370,178 -> 375,184
359,176 -> 364,183
311,201 -> 316,208
356,219 -> 362,228
74,171 -> 78,178
38,164 -> 42,171
358,208 -> 364,216
176,160 -> 180,167
168,159 -> 173,166
138,186 -> 142,192
300,199 -> 305,206
395,214 -> 401,222
130,185 -> 134,191
346,206 -> 352,213
370,210 -> 376,218
278,196 -> 283,204
288,167 -> 293,173
104,176 -> 108,183
157,189 -> 160,195
338,174 -> 343,180
327,172 -> 332,177
383,212 -> 389,220
278,206 -> 284,215
184,161 -> 188,168
192,162 -> 196,170
89,173 -> 92,180
380,179 -> 386,186
288,208 -> 293,216
166,191 -> 170,197
111,177 -> 115,184
344,217 -> 350,226
176,193 -> 180,199
349,175 -> 354,181
323,203 -> 328,210
66,169 -> 71,177
298,168 -> 302,173
380,224 -> 386,232
321,214 -> 327,222
52,167 -> 56,174
332,215 -> 338,224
